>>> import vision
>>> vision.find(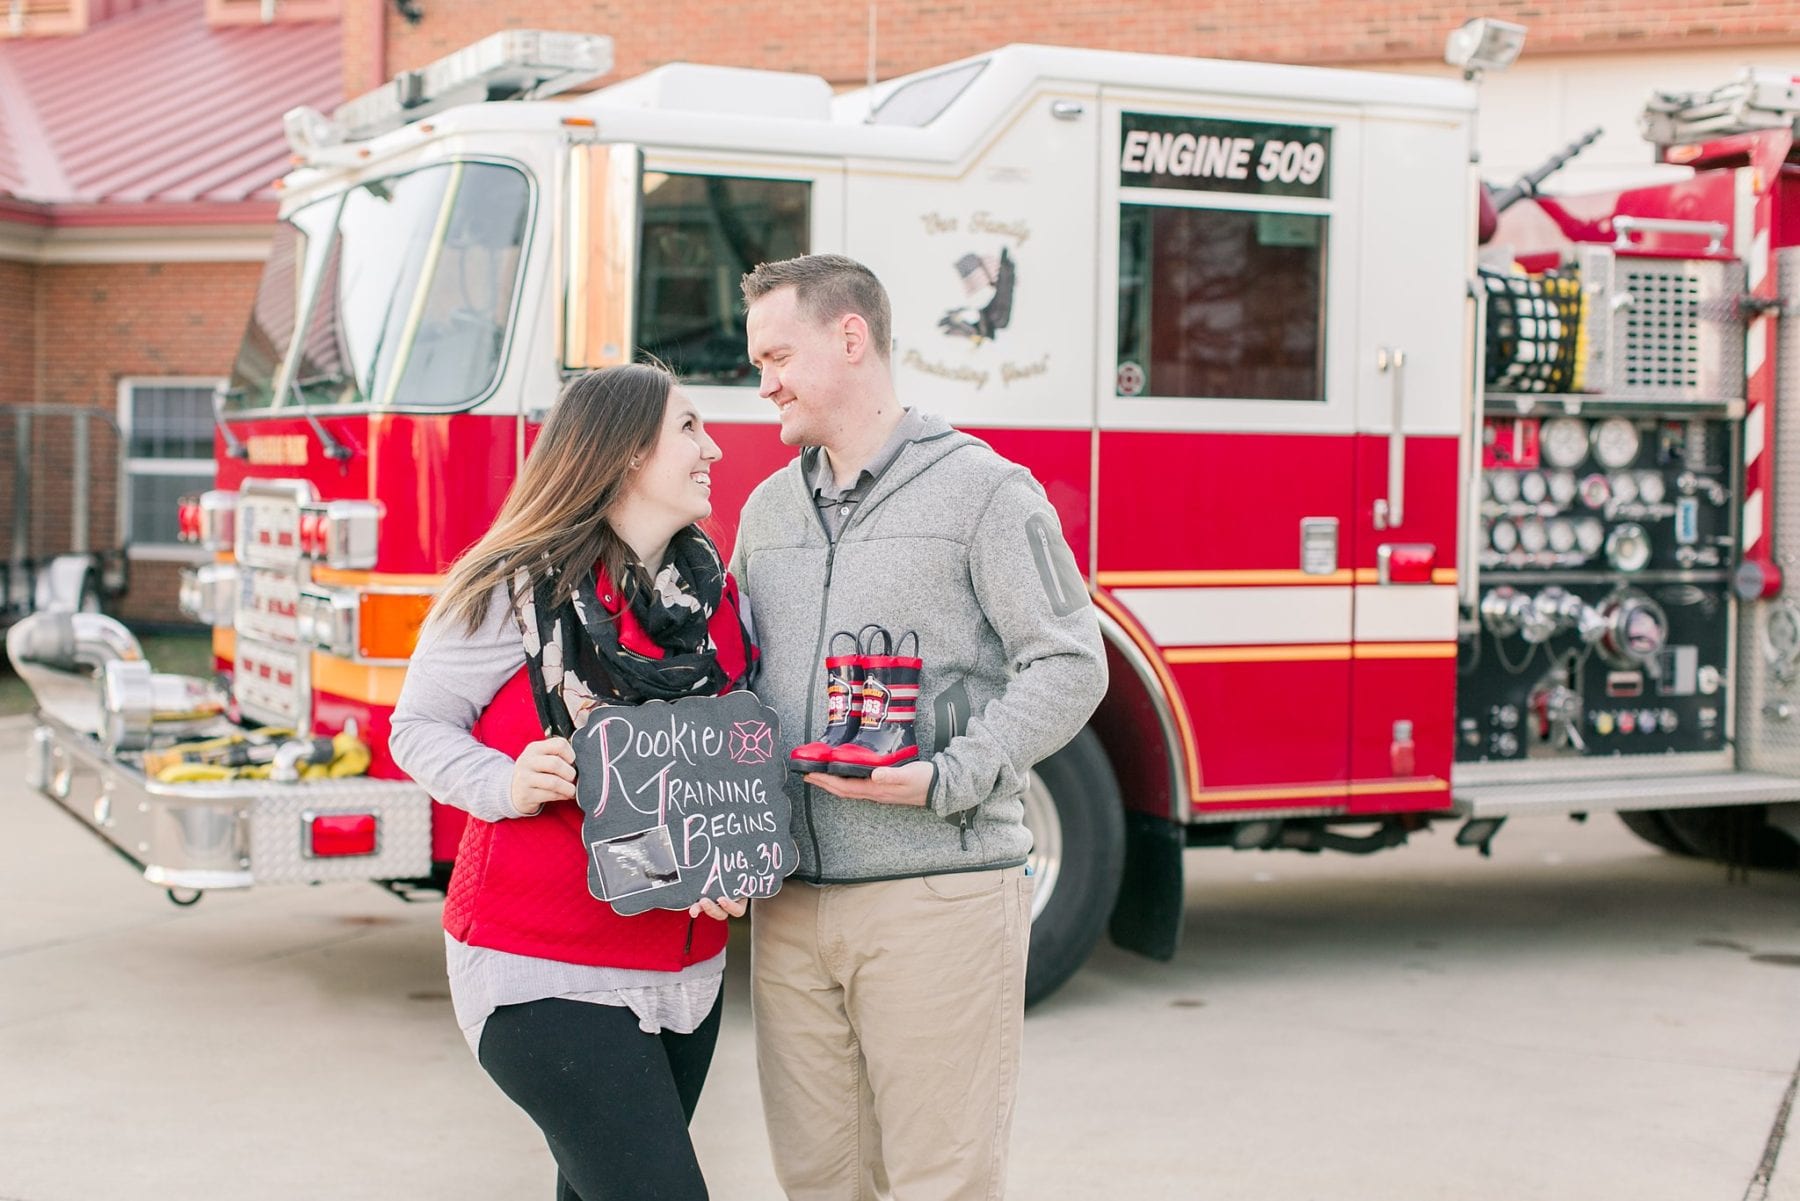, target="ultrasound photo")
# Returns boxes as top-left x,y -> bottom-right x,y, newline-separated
589,826 -> 683,901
